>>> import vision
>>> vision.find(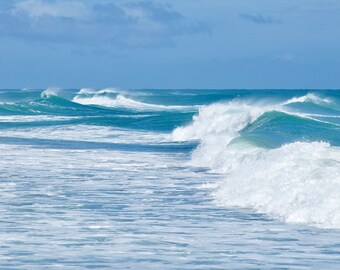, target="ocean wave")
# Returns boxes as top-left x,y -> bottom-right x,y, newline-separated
0,125 -> 170,144
0,115 -> 78,122
77,88 -> 119,95
173,97 -> 340,228
283,93 -> 332,105
172,95 -> 340,144
76,88 -> 153,97
172,100 -> 276,142
40,88 -> 60,98
73,94 -> 195,111
212,142 -> 340,228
